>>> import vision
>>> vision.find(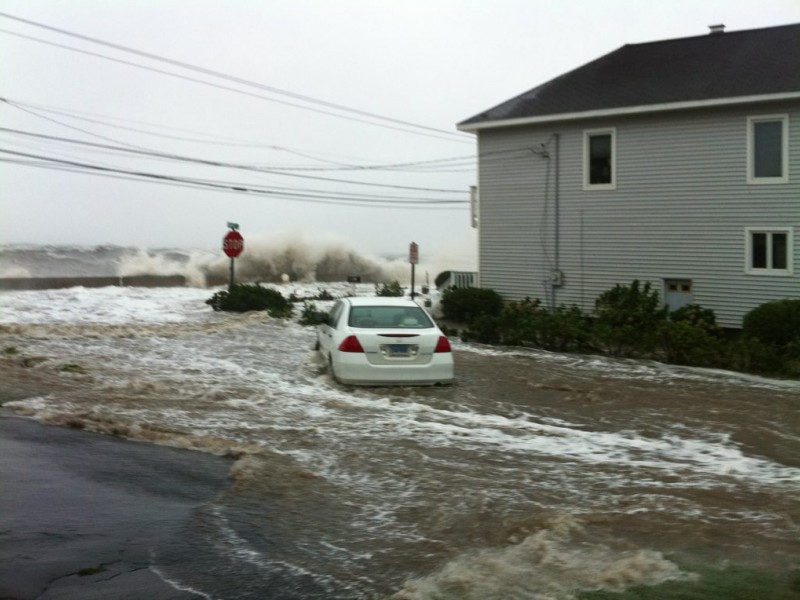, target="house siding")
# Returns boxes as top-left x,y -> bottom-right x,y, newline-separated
476,101 -> 800,328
